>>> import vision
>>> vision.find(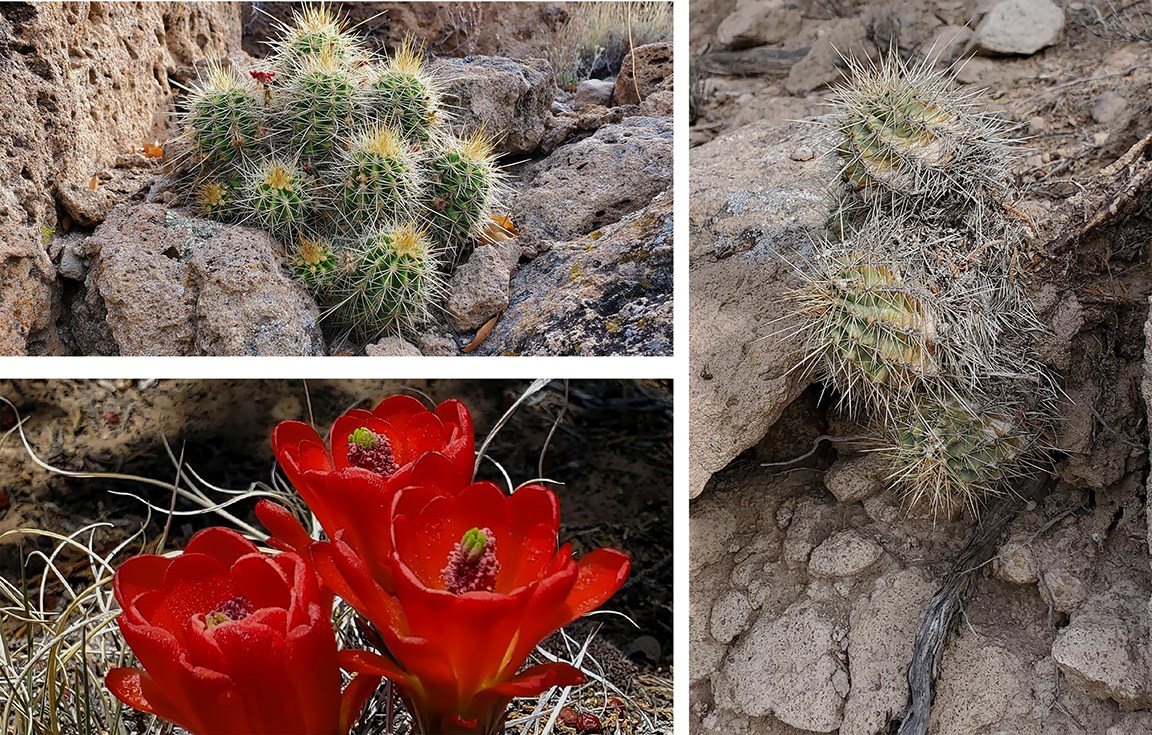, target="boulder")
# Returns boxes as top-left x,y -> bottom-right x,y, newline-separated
0,1 -> 241,354
715,0 -> 804,50
573,78 -> 616,110
74,204 -> 324,356
478,192 -> 672,356
613,42 -> 672,106
512,116 -> 673,249
689,121 -> 825,498
435,55 -> 554,155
